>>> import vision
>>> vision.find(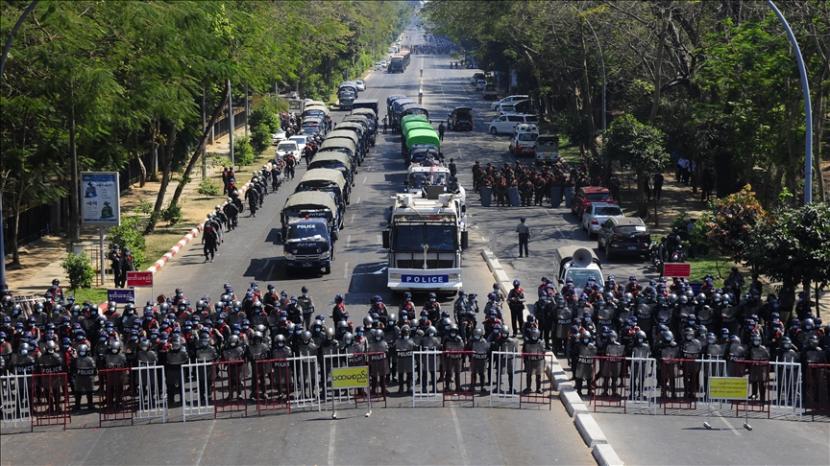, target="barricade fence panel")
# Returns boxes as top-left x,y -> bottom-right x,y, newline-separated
253,358 -> 291,415
97,367 -> 134,426
441,350 -> 474,407
212,360 -> 249,417
134,364 -> 167,422
412,350 -> 442,406
30,372 -> 70,430
181,361 -> 215,421
490,351 -> 521,407
518,352 -> 552,409
355,352 -> 387,408
1,372 -> 32,429
322,351 -> 354,405
288,356 -> 320,411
